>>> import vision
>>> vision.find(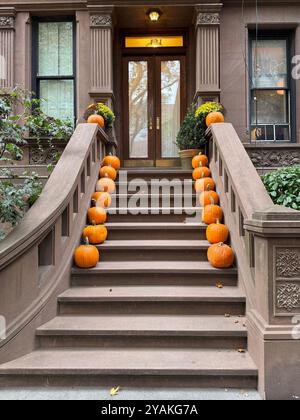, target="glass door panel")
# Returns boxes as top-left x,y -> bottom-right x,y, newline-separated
160,60 -> 181,158
128,61 -> 149,159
